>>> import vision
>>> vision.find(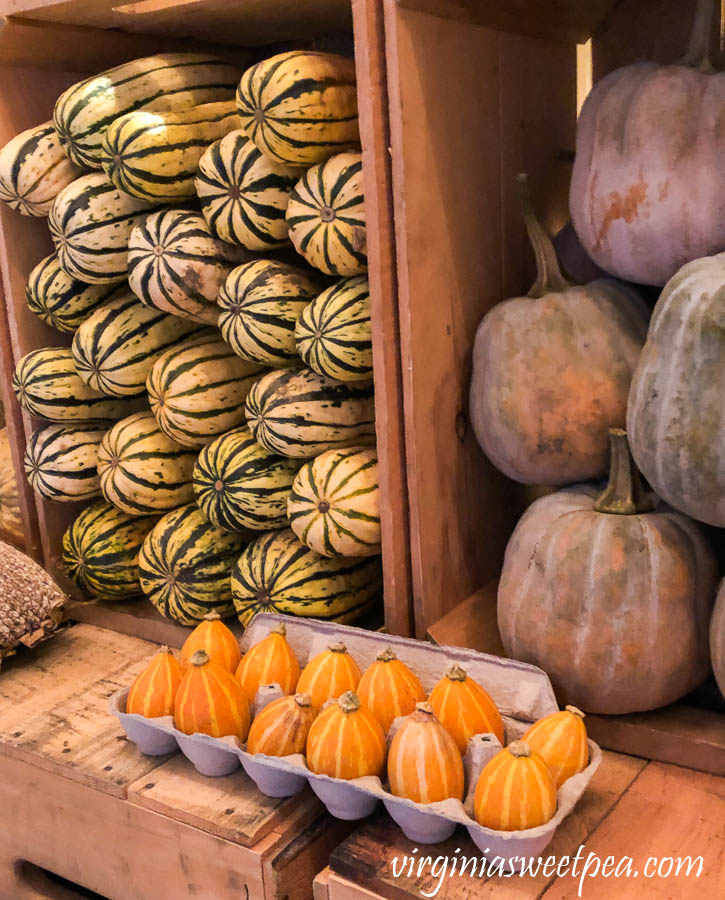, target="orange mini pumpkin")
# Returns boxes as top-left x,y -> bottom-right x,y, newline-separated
247,693 -> 318,757
236,623 -> 300,702
356,647 -> 426,733
522,706 -> 589,787
306,691 -> 386,779
181,612 -> 241,673
126,646 -> 183,718
296,642 -> 361,710
474,740 -> 557,831
175,649 -> 250,740
428,664 -> 504,753
388,701 -> 464,804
